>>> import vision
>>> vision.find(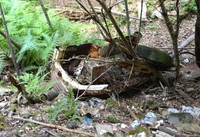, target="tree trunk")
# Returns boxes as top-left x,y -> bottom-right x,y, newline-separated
195,0 -> 200,68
